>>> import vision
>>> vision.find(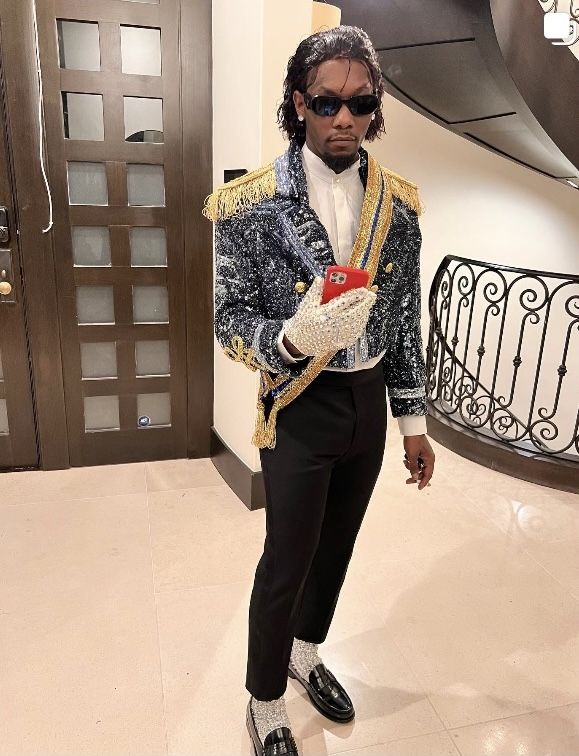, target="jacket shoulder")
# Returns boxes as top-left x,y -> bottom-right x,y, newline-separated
202,163 -> 276,222
380,165 -> 424,217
